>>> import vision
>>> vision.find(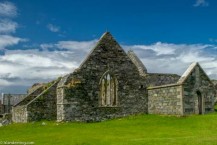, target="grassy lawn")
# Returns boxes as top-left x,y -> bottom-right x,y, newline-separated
1,113 -> 217,145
